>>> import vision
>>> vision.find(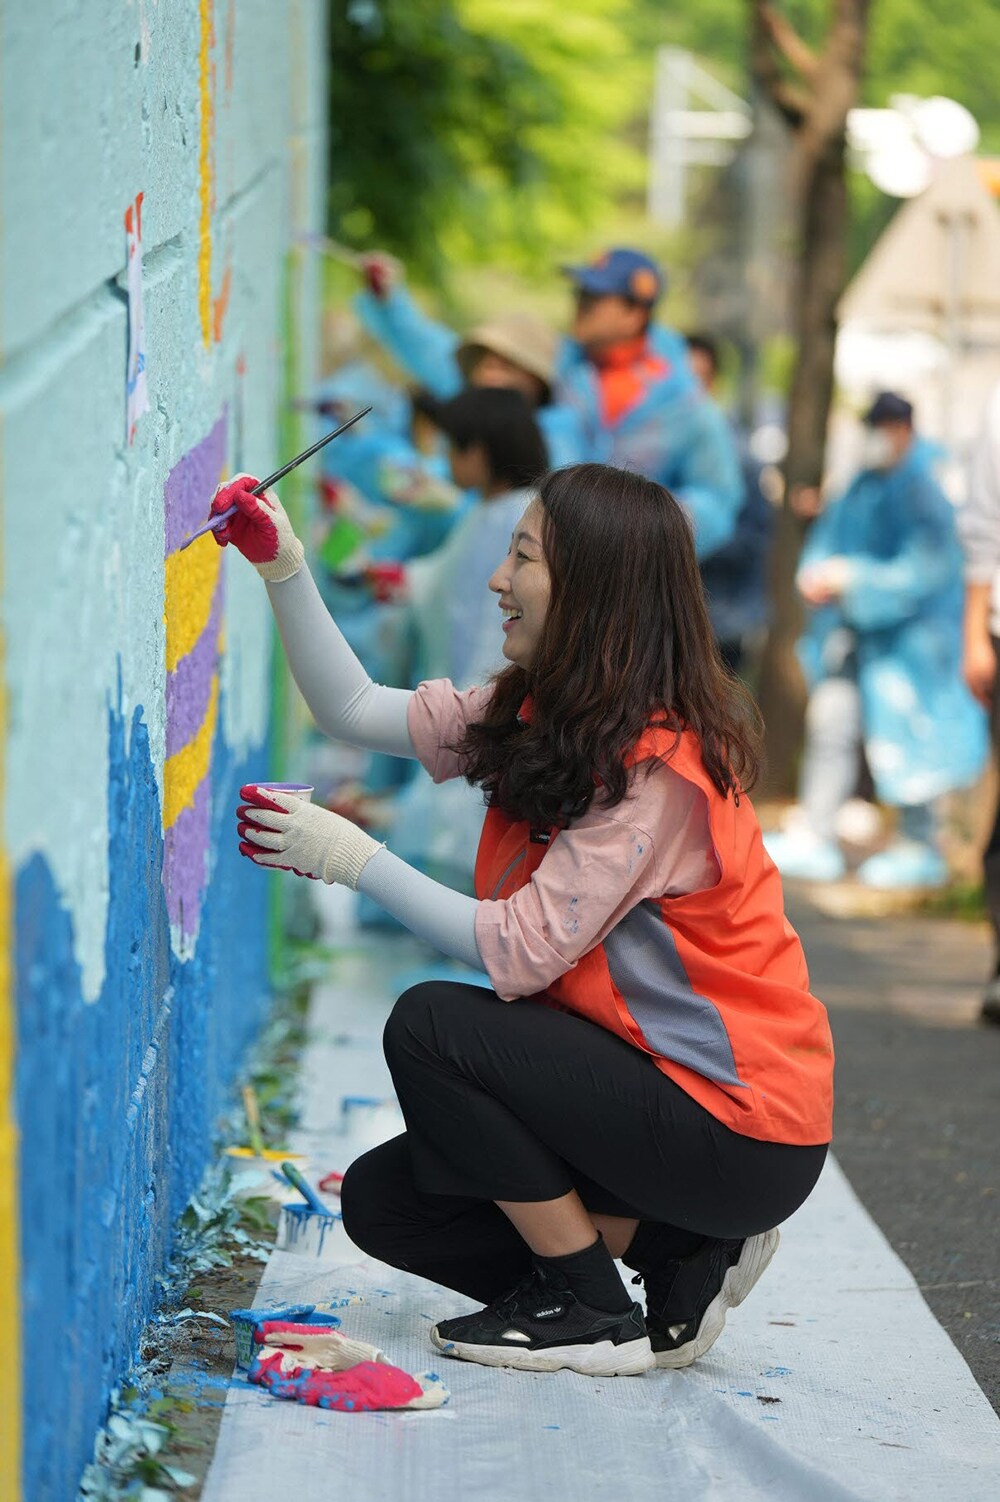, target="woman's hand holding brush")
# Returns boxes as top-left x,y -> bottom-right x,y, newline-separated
210,474 -> 305,582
